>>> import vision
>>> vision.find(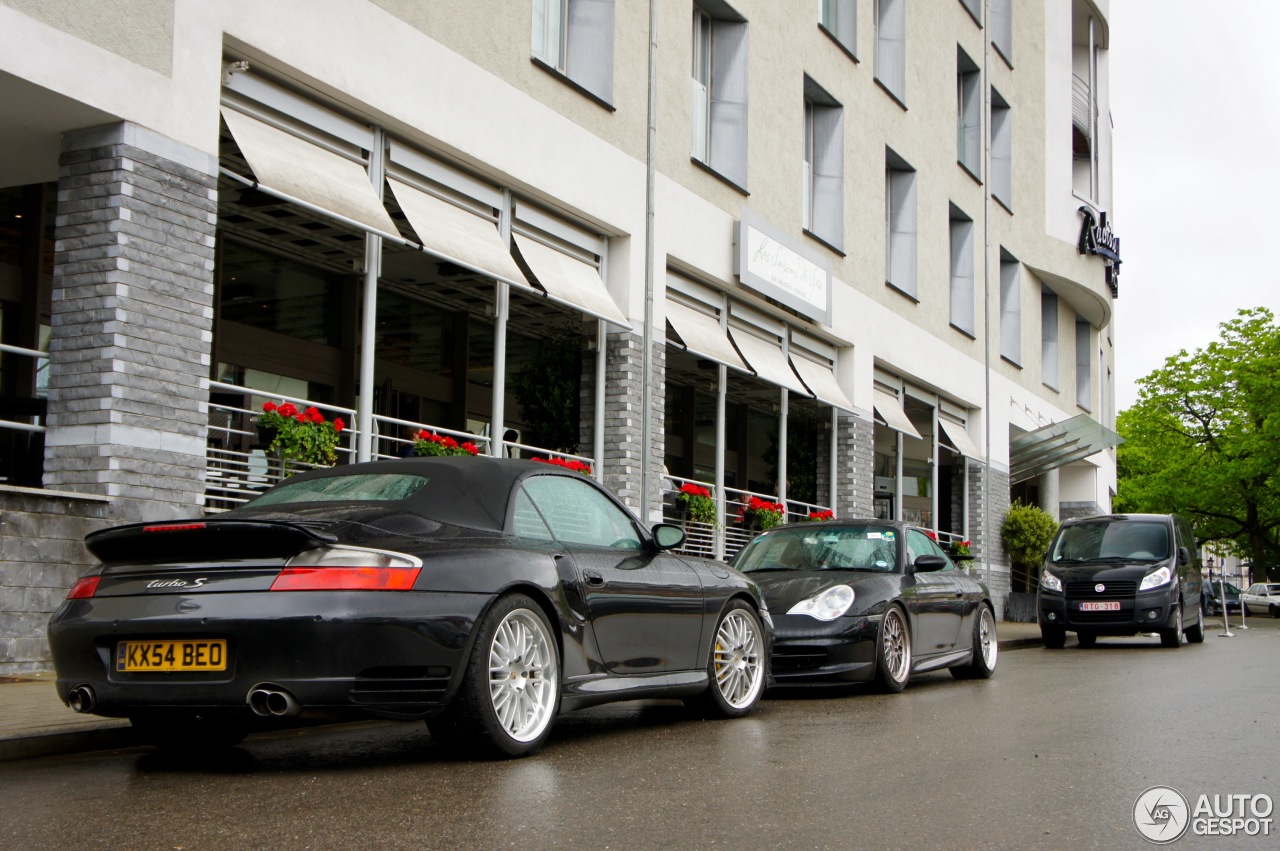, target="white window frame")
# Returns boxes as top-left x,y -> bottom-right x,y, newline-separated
874,0 -> 906,103
991,89 -> 1013,209
804,76 -> 844,250
532,0 -> 615,104
957,50 -> 981,178
949,208 -> 974,335
820,0 -> 857,58
885,152 -> 917,298
999,252 -> 1021,365
1041,288 -> 1059,390
1076,320 -> 1093,410
691,3 -> 749,188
